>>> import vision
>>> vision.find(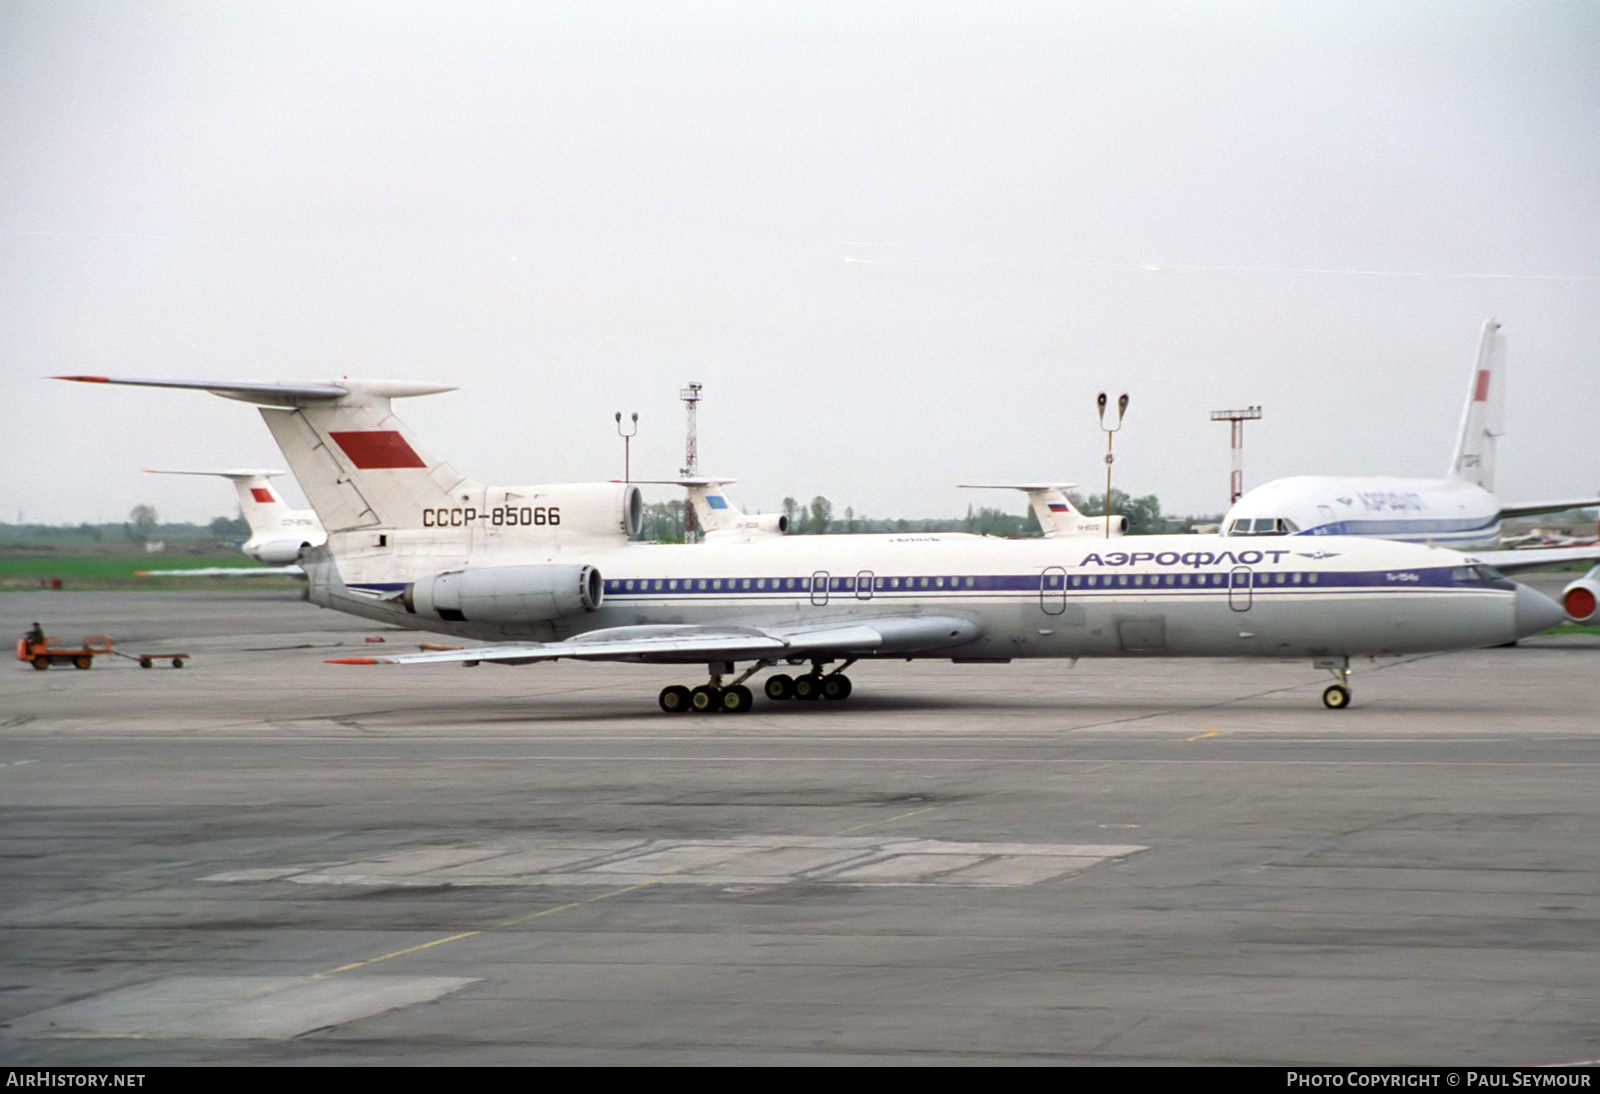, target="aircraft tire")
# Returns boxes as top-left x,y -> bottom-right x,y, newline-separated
721,685 -> 754,713
764,674 -> 795,701
659,685 -> 692,713
1322,684 -> 1351,710
691,685 -> 722,713
821,675 -> 852,701
793,674 -> 823,701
